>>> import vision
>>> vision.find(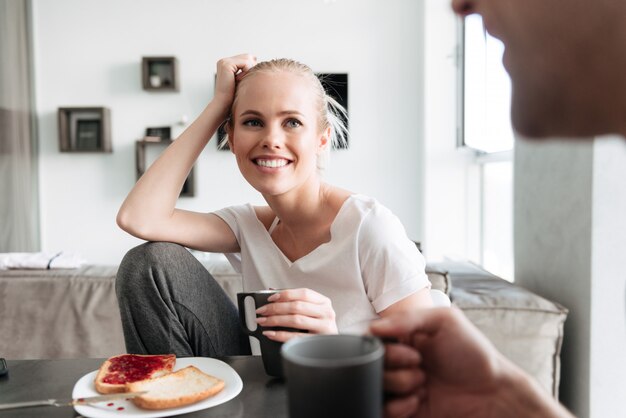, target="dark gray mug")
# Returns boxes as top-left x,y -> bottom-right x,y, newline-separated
237,290 -> 301,377
281,334 -> 384,418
